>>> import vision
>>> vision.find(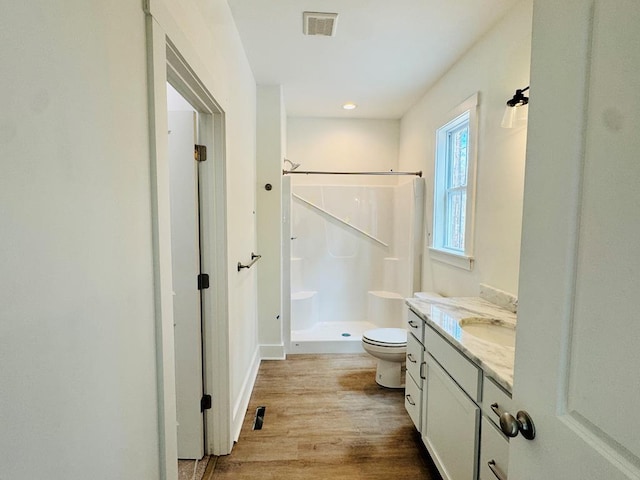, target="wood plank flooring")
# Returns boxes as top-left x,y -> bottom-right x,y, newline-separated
211,354 -> 442,479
